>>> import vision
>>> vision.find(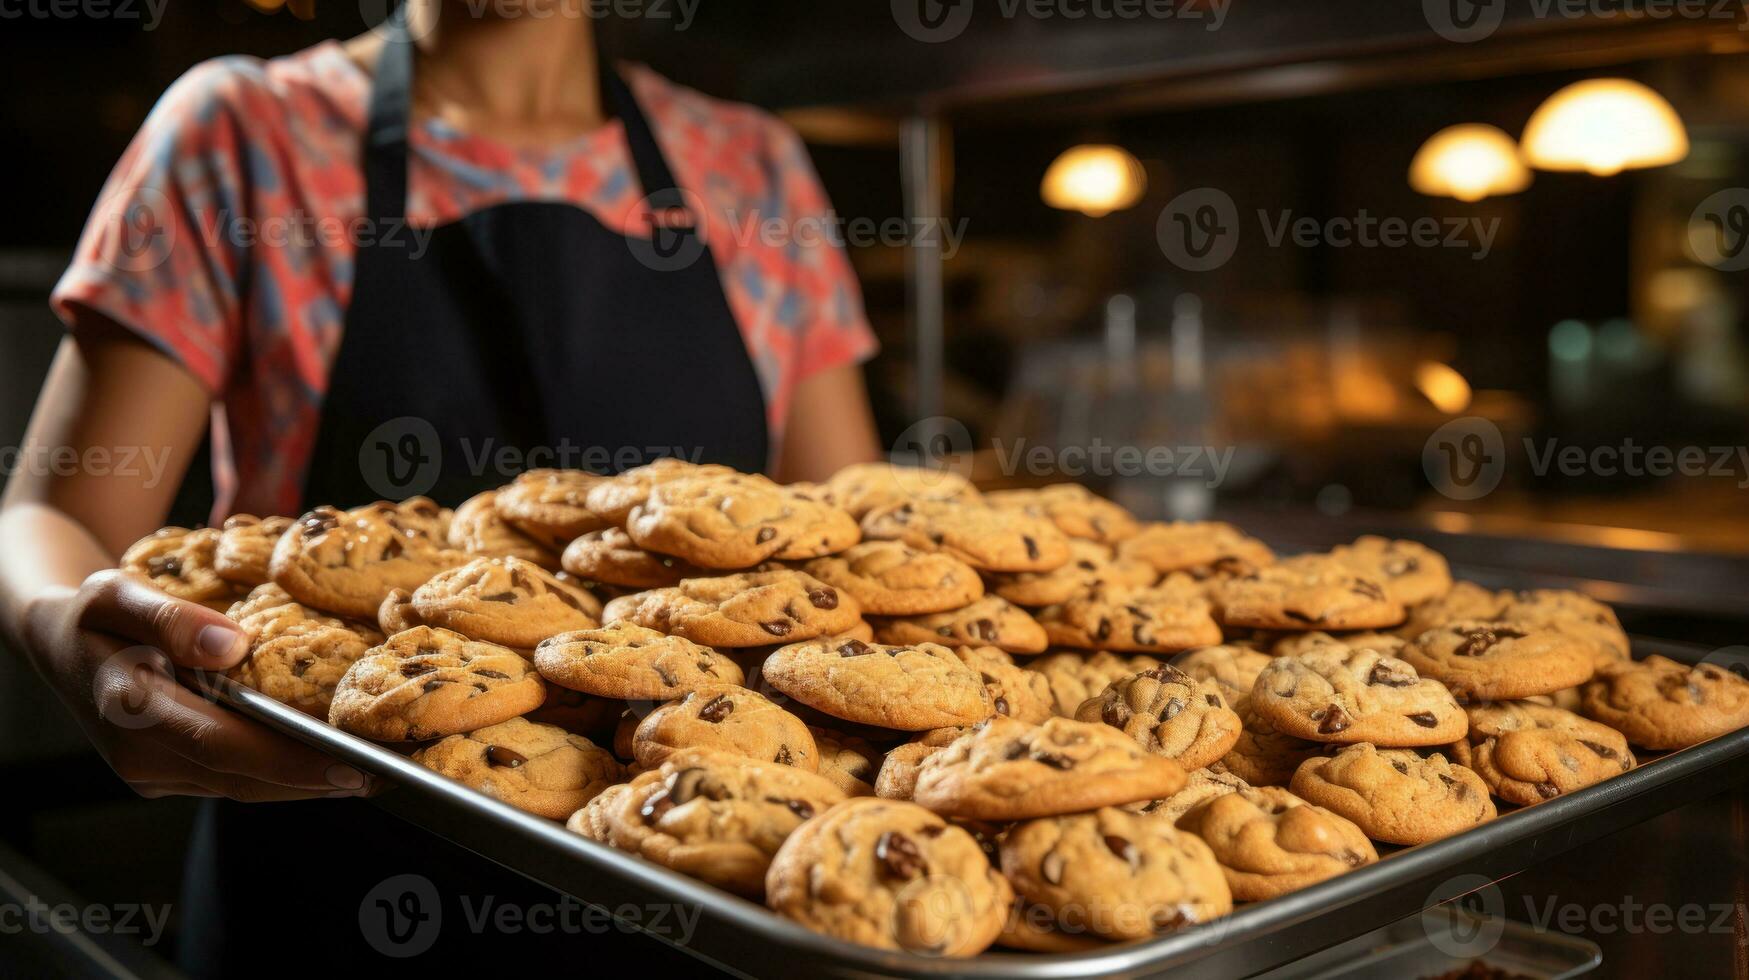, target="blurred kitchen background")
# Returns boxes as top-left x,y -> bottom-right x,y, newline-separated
3,1 -> 1749,974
